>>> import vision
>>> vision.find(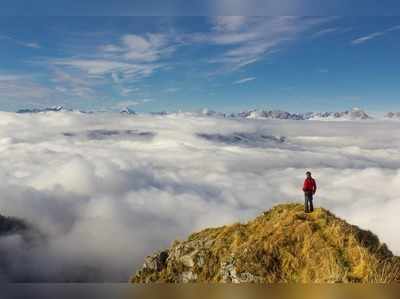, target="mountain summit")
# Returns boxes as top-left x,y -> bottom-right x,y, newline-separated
131,204 -> 400,283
